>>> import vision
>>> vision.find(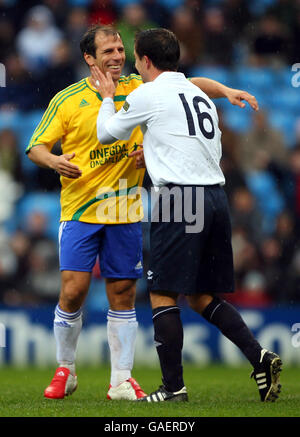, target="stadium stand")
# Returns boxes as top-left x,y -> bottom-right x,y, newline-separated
0,0 -> 300,307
